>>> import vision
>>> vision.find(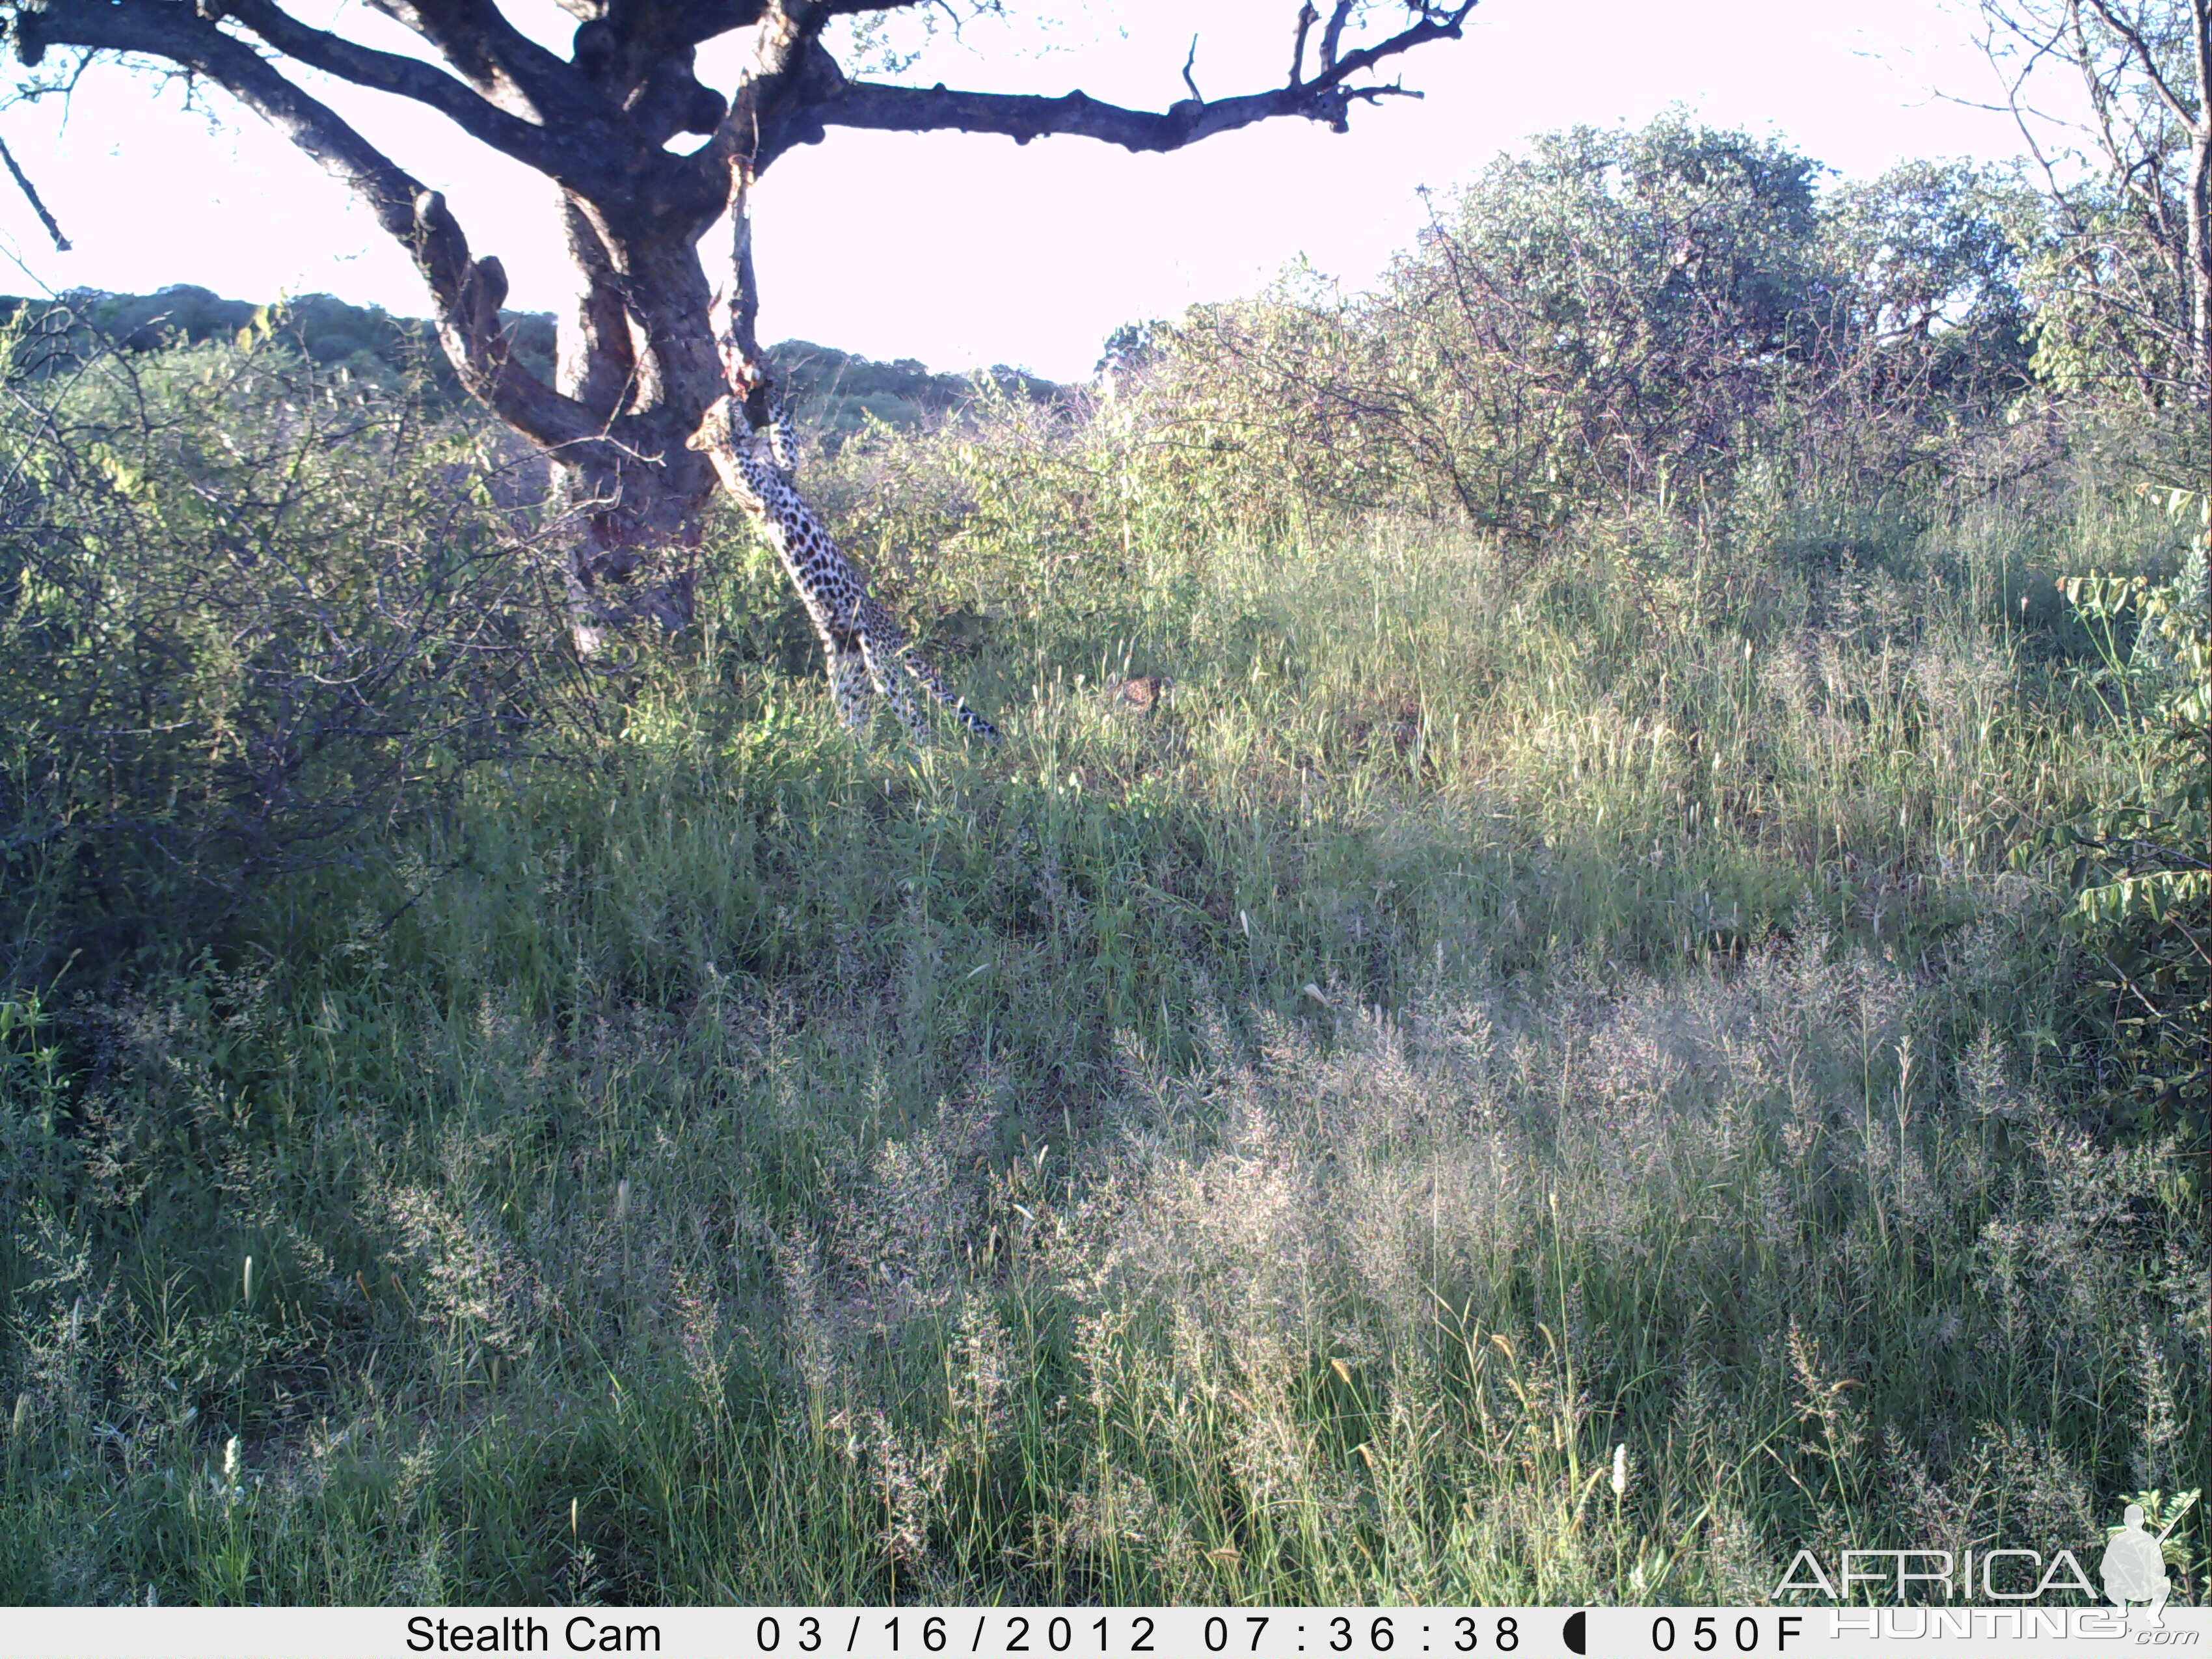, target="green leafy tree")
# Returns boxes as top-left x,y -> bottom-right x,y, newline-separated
1818,159 -> 2032,407
1148,118 -> 2030,541
1975,0 -> 2212,426
1375,115 -> 1827,522
2019,500 -> 2209,1189
0,323 -> 581,980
